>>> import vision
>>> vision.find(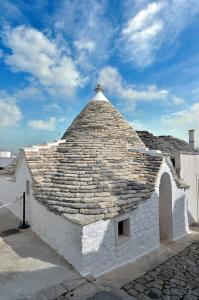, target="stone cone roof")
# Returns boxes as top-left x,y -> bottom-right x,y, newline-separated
24,93 -> 163,225
62,98 -> 145,149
